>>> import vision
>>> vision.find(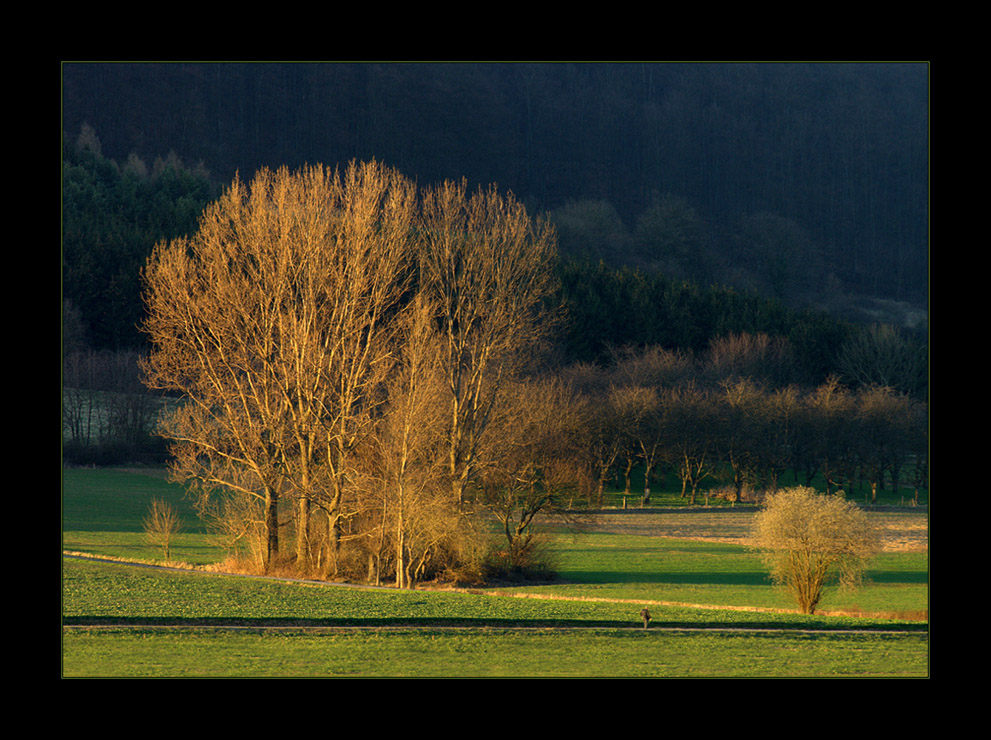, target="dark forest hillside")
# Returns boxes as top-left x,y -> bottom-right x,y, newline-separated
62,62 -> 929,320
63,137 -> 929,403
